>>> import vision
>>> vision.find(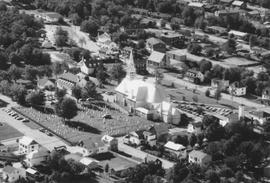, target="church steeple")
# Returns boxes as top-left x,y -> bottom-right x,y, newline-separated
127,49 -> 136,80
